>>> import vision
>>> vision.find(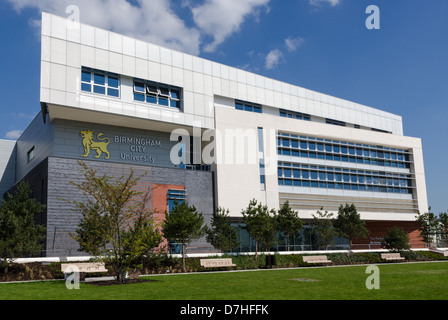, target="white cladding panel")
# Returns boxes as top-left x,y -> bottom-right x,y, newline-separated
41,12 -> 403,135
